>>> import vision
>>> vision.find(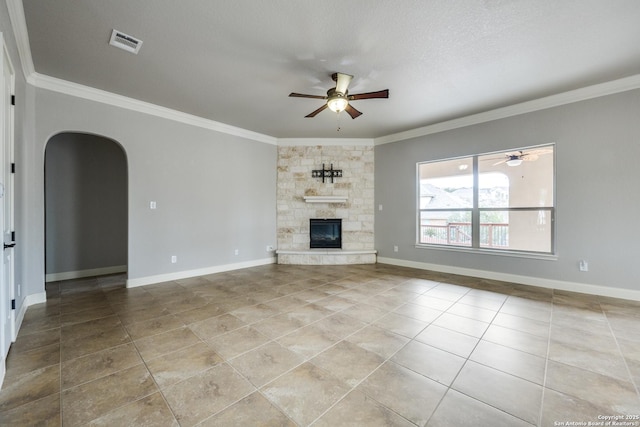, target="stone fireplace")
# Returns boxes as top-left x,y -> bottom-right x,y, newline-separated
276,143 -> 376,265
